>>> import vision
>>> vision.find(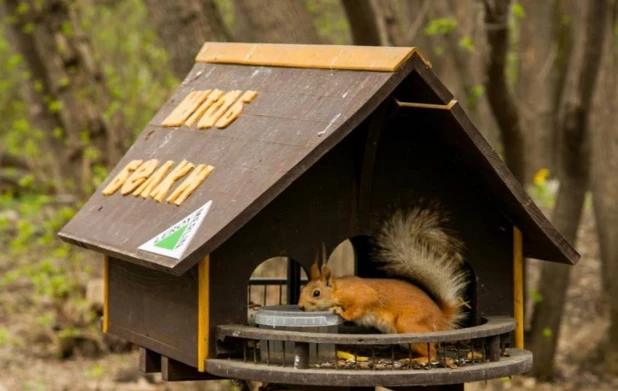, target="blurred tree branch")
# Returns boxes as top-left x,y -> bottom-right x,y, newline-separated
0,151 -> 29,171
482,0 -> 526,183
403,0 -> 431,44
